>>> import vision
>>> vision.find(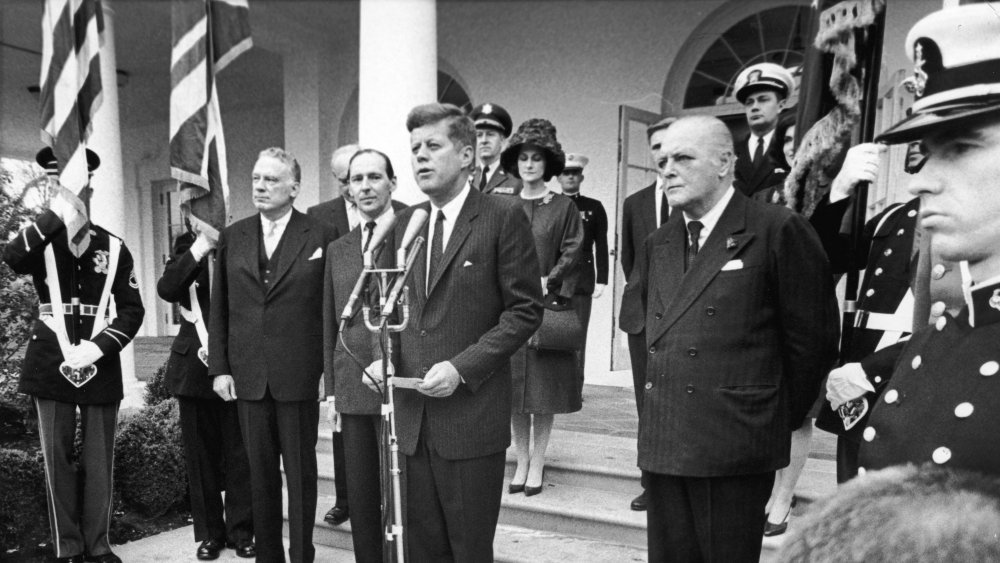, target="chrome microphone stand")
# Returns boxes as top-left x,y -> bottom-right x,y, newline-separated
361,237 -> 423,563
